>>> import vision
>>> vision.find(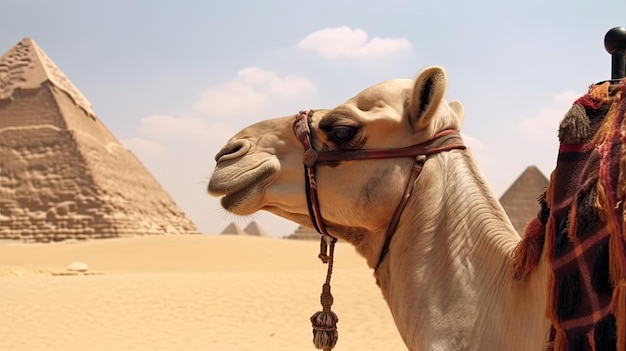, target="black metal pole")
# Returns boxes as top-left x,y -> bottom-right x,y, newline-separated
604,27 -> 626,80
